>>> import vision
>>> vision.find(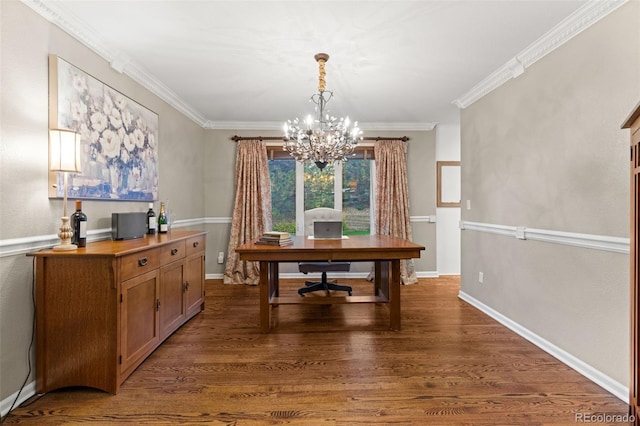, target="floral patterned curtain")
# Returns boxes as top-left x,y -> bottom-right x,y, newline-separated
374,139 -> 418,284
223,140 -> 272,285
